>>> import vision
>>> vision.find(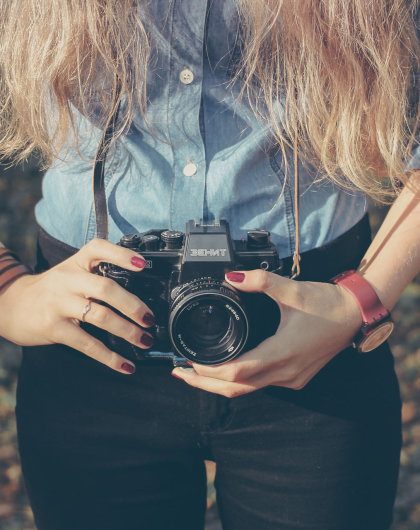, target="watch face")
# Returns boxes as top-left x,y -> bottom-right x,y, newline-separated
359,322 -> 395,353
